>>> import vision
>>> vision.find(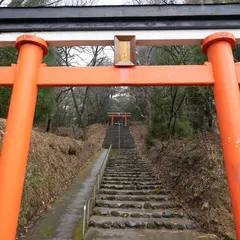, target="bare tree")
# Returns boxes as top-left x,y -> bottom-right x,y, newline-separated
68,0 -> 98,5
0,0 -> 6,6
6,0 -> 99,7
127,0 -> 176,4
7,0 -> 64,7
54,43 -> 112,138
